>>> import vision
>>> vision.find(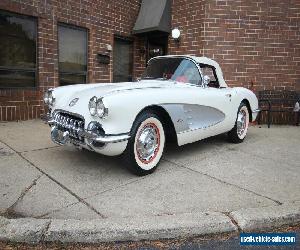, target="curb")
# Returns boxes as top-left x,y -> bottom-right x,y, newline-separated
0,212 -> 236,244
230,200 -> 300,232
0,217 -> 50,244
0,201 -> 299,244
45,212 -> 235,243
